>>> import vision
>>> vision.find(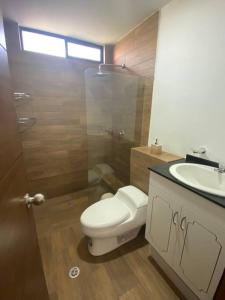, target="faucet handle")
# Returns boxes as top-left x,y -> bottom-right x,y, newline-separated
191,146 -> 207,155
219,164 -> 225,170
215,164 -> 225,174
